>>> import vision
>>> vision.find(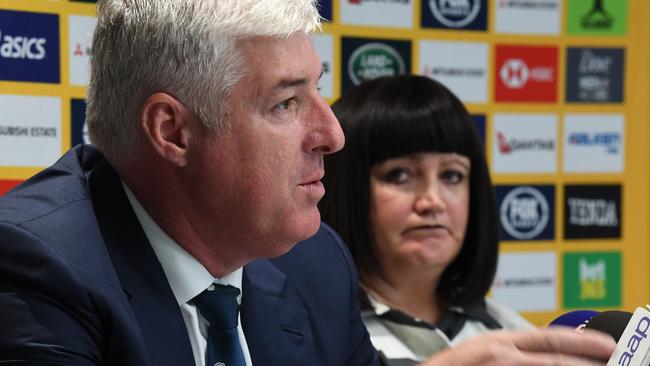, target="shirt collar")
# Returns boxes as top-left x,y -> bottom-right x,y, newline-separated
121,181 -> 243,305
